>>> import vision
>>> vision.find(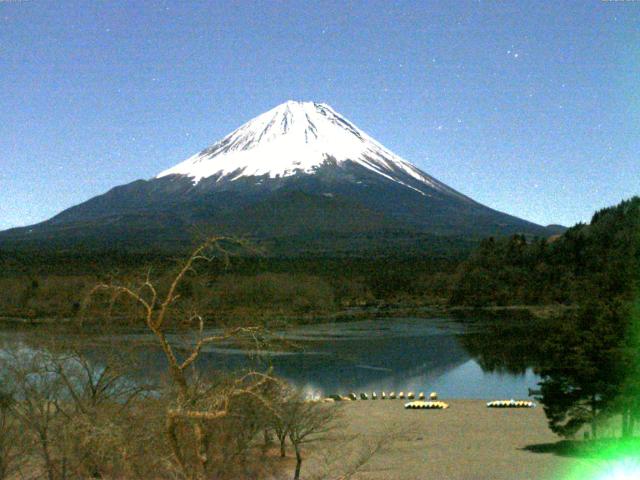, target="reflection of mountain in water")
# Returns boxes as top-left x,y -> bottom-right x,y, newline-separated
266,334 -> 470,394
0,319 -> 541,399
85,320 -> 471,394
